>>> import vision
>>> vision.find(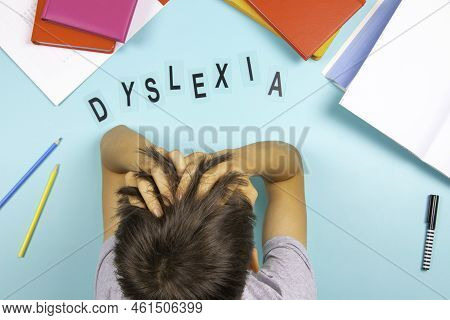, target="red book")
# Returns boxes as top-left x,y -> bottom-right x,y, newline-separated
32,0 -> 116,53
247,0 -> 365,60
